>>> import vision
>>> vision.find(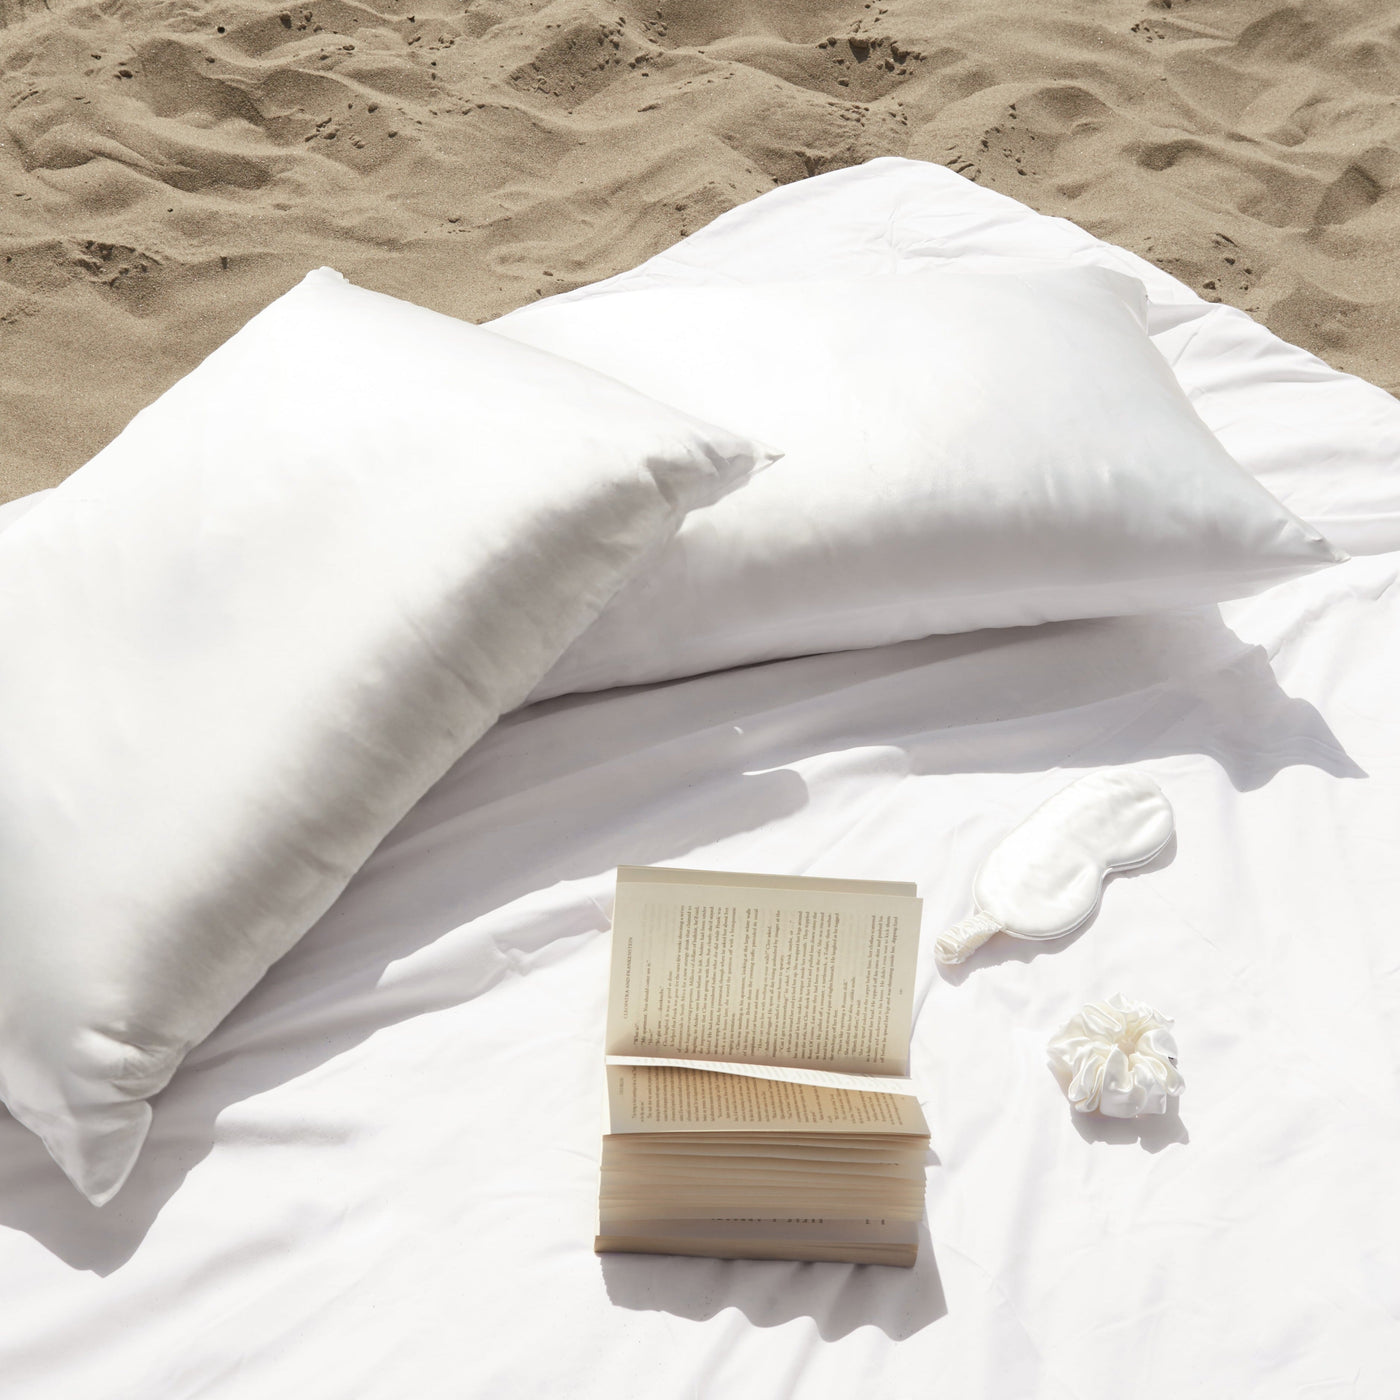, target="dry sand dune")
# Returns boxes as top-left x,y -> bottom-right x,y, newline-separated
1,0 -> 1397,501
